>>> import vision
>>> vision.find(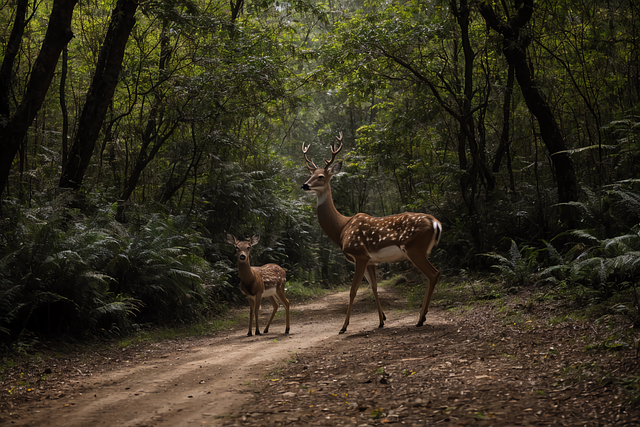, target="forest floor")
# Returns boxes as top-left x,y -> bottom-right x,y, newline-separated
1,282 -> 640,426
